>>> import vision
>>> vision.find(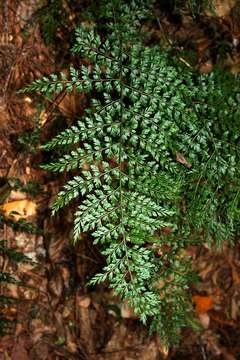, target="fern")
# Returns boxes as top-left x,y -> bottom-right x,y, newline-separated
22,0 -> 240,345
